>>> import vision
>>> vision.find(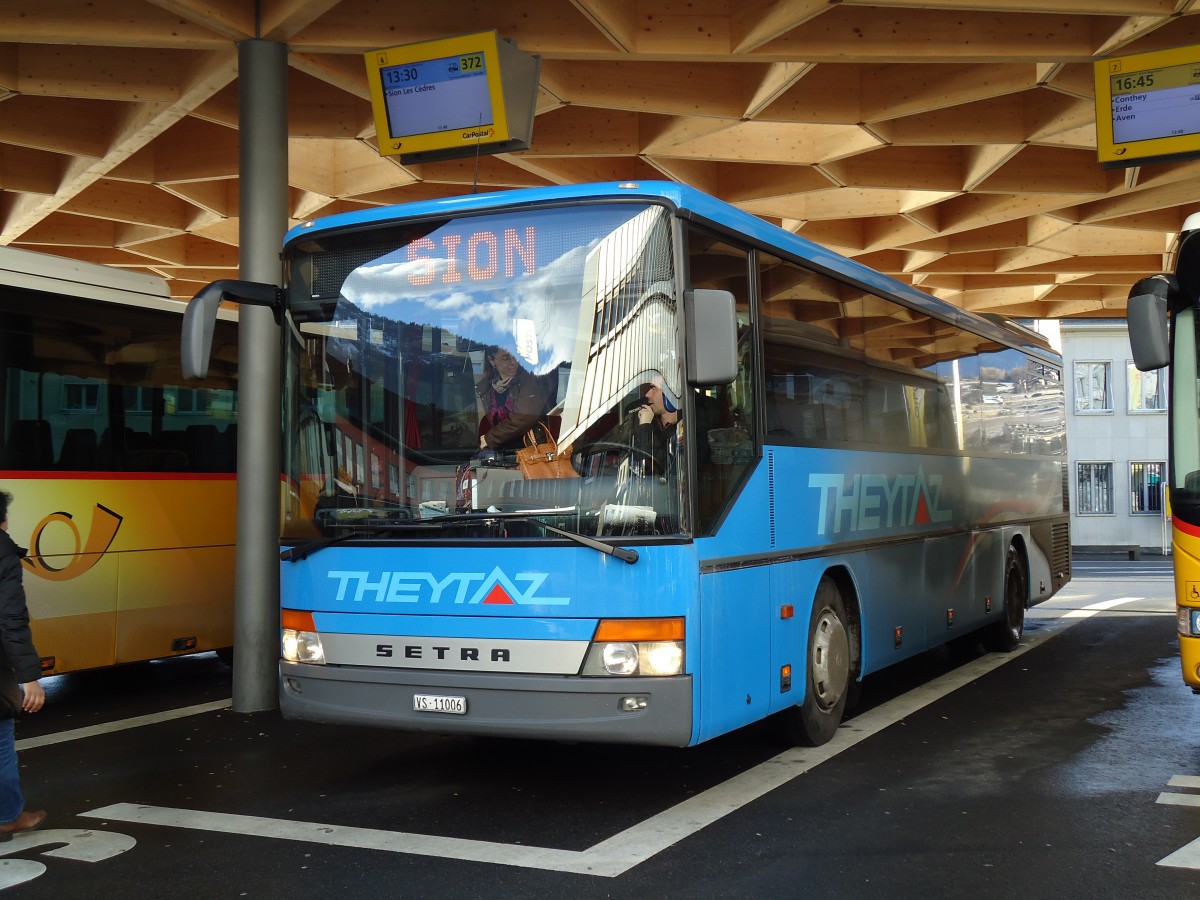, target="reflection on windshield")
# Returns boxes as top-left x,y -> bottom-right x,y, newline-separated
281,202 -> 690,543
